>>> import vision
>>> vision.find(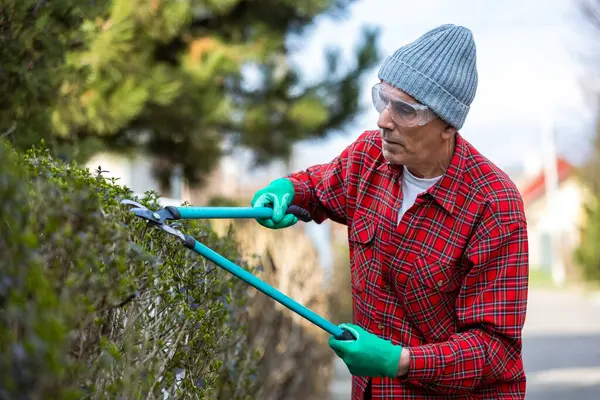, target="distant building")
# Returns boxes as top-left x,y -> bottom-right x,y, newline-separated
518,157 -> 589,280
